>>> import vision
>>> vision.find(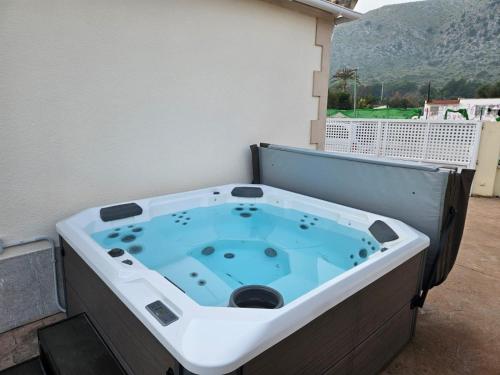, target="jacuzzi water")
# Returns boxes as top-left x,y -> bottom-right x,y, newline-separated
92,202 -> 380,307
